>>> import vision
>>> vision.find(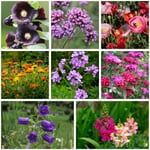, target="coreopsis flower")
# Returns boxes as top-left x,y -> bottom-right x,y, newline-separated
74,88 -> 88,99
70,51 -> 88,69
16,24 -> 40,46
28,132 -> 37,143
38,105 -> 50,117
128,16 -> 147,34
42,134 -> 55,144
18,117 -> 29,124
11,2 -> 37,23
29,83 -> 37,89
41,120 -> 55,132
101,23 -> 112,39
